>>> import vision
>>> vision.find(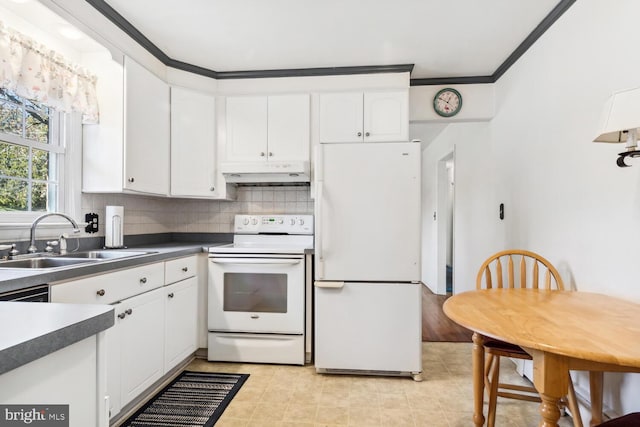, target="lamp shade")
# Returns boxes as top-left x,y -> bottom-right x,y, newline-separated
594,86 -> 640,143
